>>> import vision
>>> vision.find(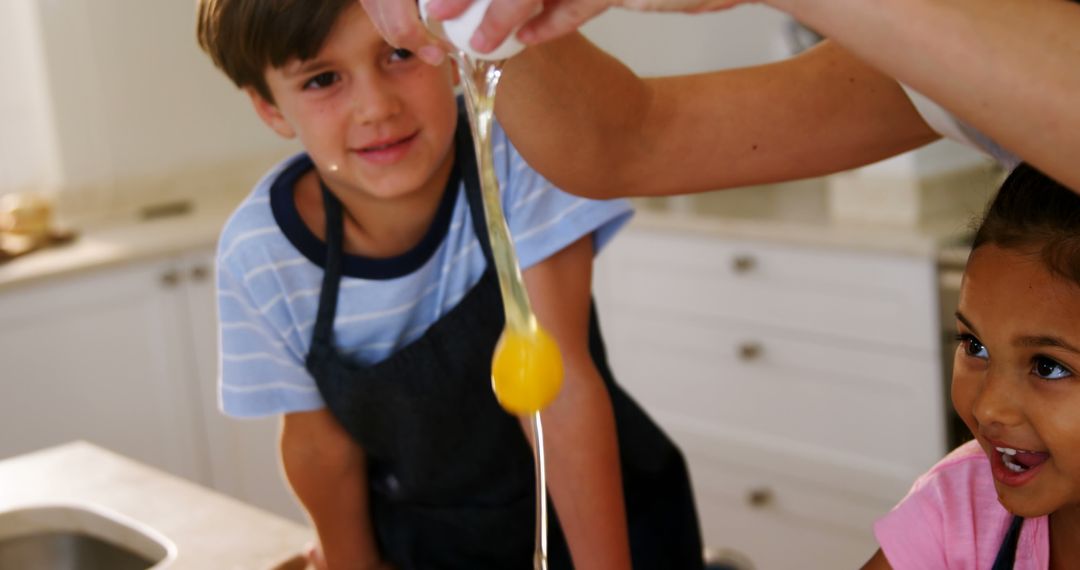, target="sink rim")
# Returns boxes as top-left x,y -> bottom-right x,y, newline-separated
0,501 -> 178,568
